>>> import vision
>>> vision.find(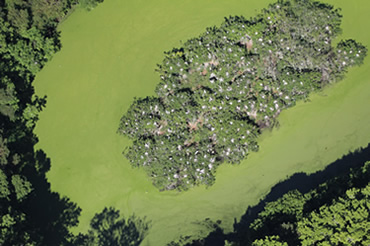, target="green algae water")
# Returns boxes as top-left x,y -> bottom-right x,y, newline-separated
34,0 -> 370,244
